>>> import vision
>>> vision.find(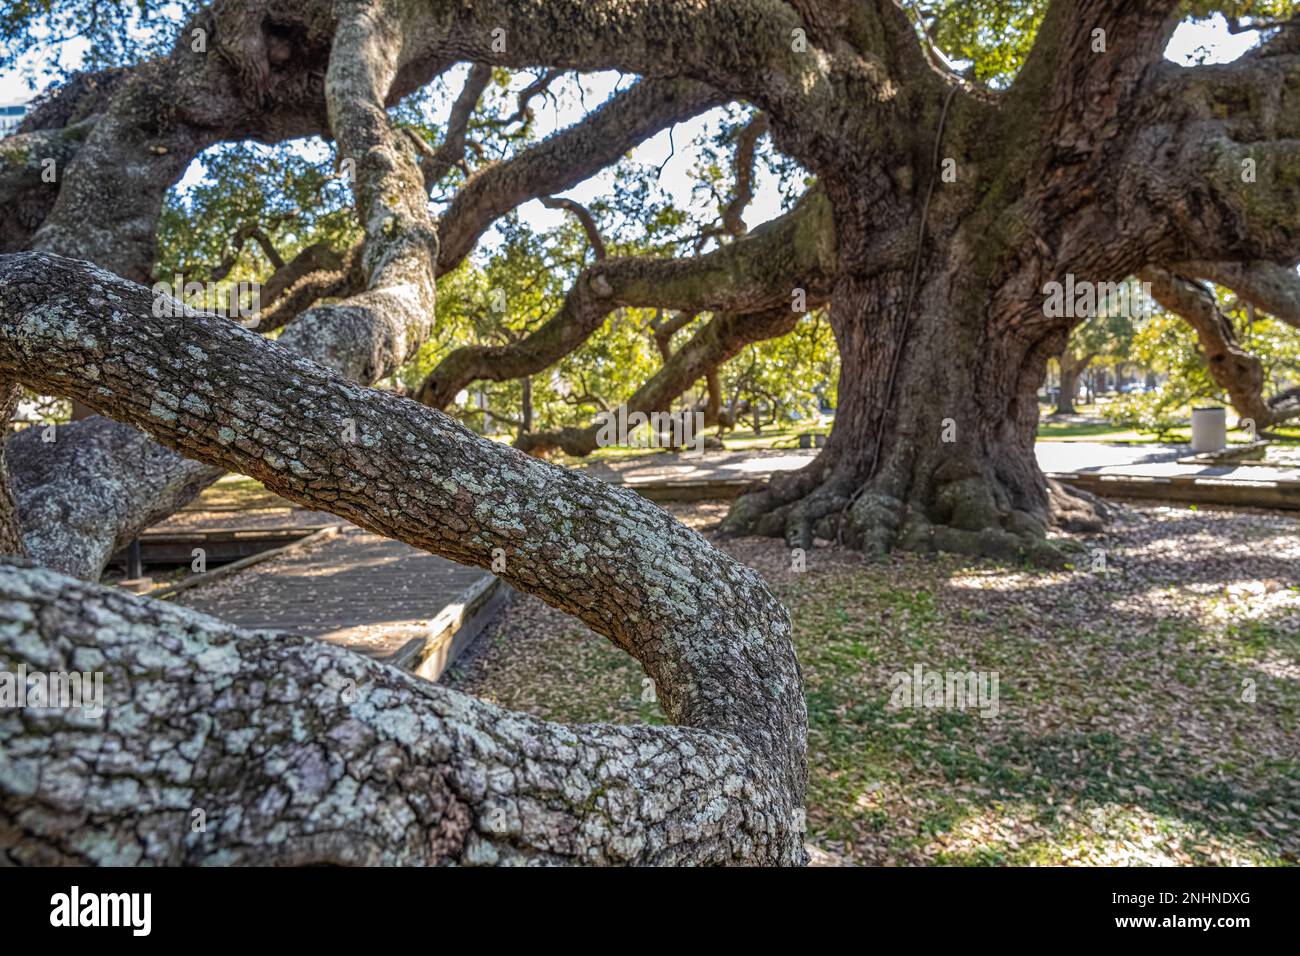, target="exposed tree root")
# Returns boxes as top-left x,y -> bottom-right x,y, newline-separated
722,464 -> 1107,568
